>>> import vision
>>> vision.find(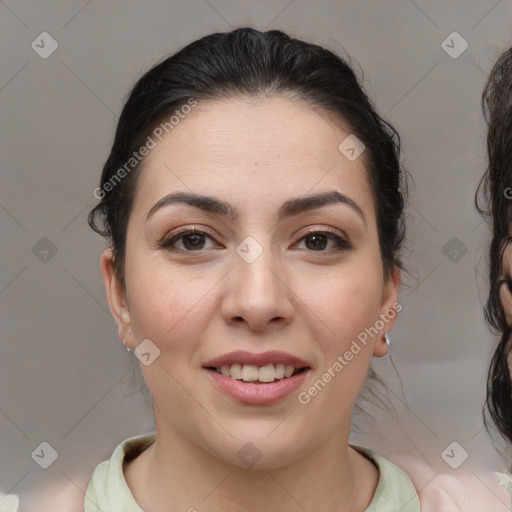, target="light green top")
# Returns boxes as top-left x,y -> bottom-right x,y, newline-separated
84,433 -> 420,512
